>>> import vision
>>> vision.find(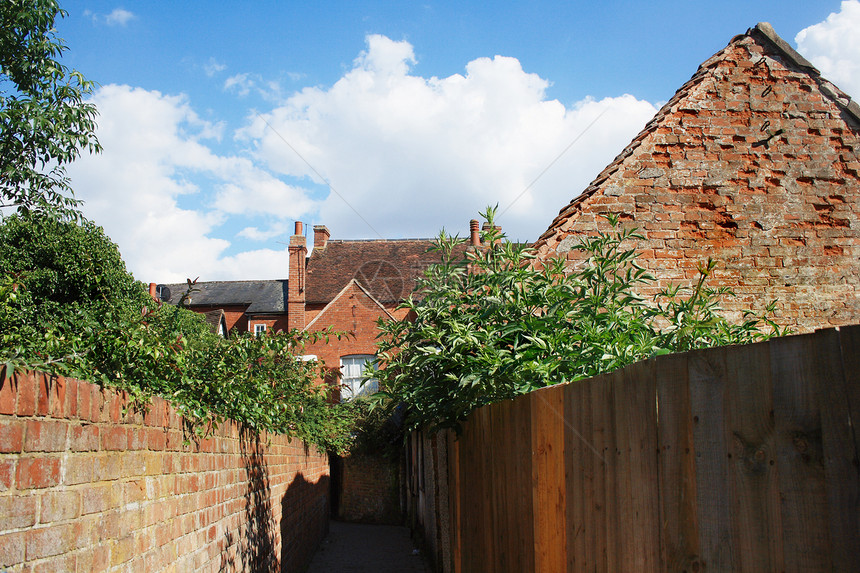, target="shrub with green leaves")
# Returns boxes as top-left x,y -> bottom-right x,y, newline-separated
0,213 -> 355,451
374,207 -> 786,433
